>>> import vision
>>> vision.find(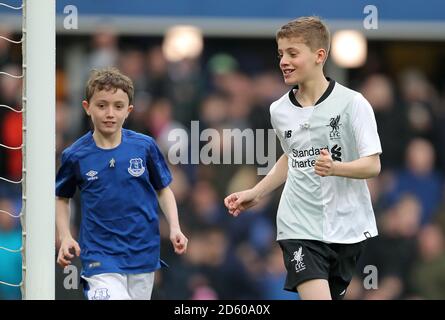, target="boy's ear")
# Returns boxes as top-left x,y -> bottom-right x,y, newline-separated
316,48 -> 327,65
82,100 -> 90,116
126,104 -> 134,118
